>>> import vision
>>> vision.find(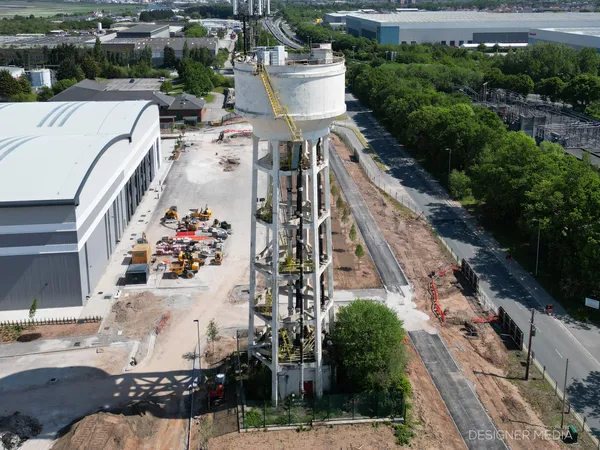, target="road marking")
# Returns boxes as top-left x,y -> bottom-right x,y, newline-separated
556,349 -> 563,358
